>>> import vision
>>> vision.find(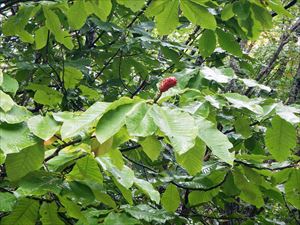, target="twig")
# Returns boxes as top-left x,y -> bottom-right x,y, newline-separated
44,138 -> 82,162
235,159 -> 300,171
